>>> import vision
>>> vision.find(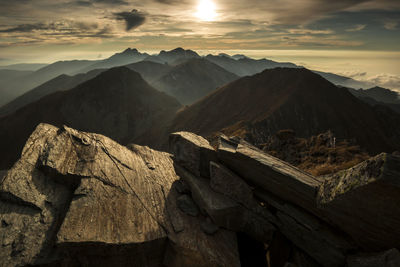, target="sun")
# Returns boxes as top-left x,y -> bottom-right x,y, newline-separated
195,0 -> 217,22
